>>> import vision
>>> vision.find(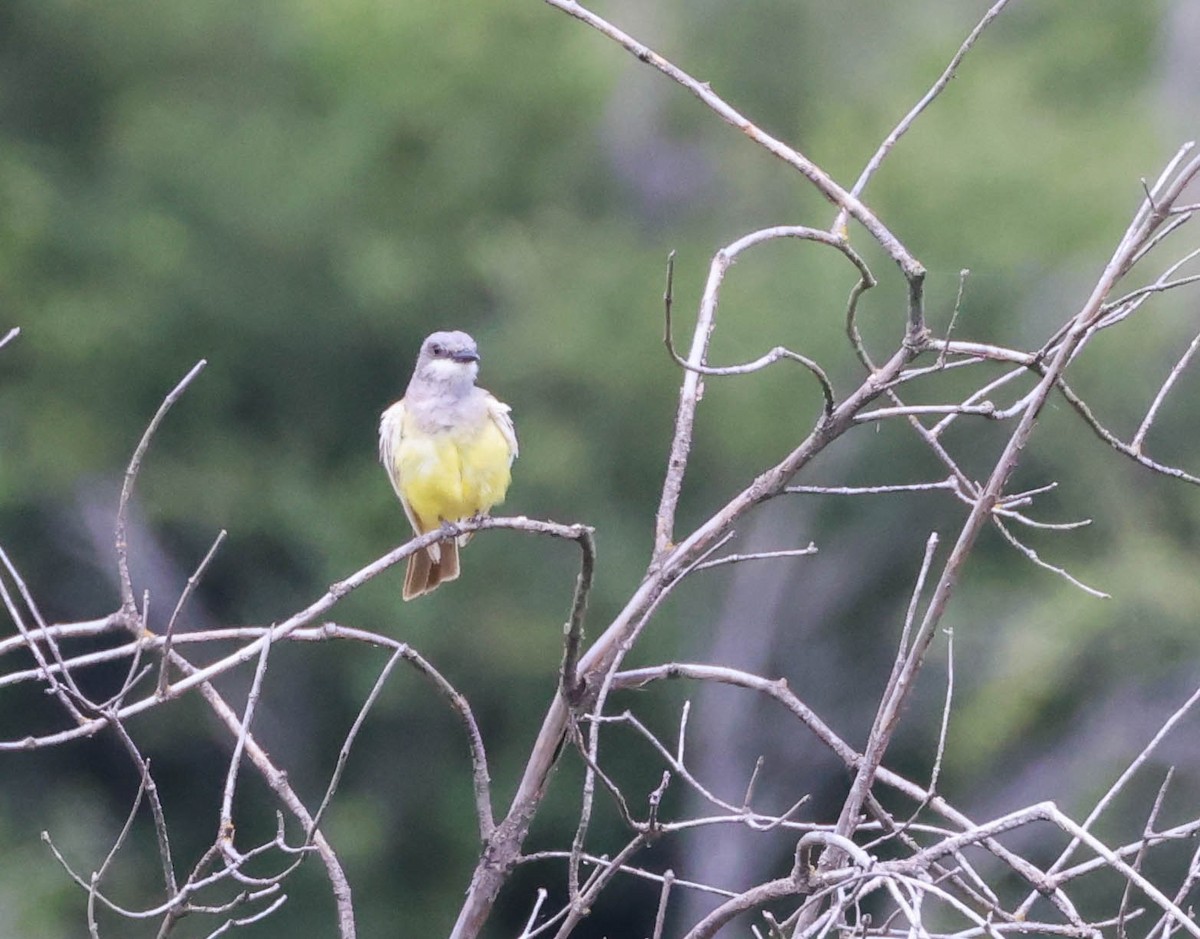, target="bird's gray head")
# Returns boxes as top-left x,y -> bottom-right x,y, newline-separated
410,330 -> 481,391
